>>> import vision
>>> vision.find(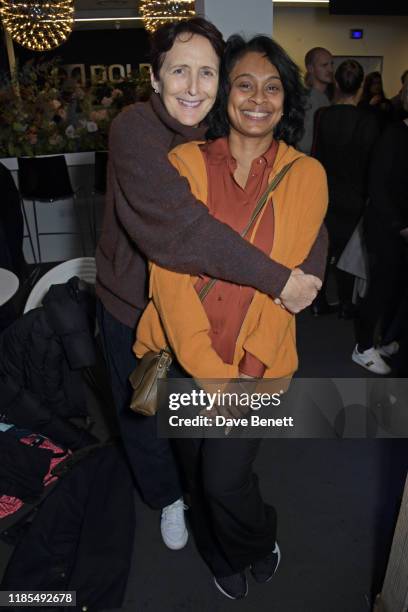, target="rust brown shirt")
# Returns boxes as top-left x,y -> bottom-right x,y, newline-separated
195,137 -> 278,376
